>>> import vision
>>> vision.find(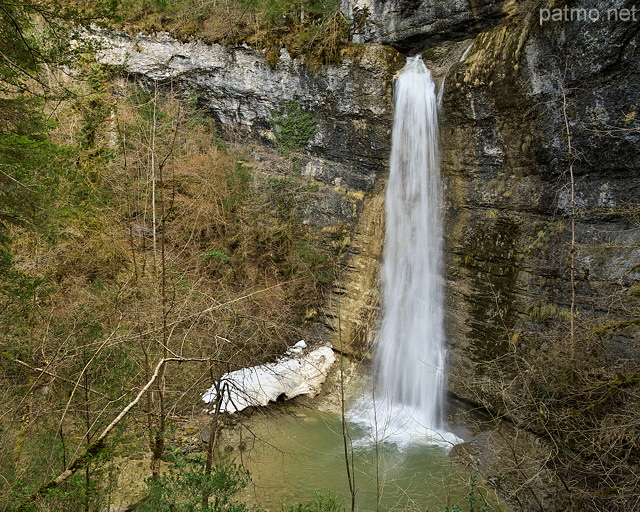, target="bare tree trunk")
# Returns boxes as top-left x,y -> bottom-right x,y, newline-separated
16,357 -> 222,511
83,370 -> 91,512
150,79 -> 168,479
202,378 -> 225,509
559,78 -> 577,357
336,278 -> 356,511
